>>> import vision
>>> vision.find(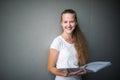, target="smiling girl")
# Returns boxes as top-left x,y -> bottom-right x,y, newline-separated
48,9 -> 88,80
